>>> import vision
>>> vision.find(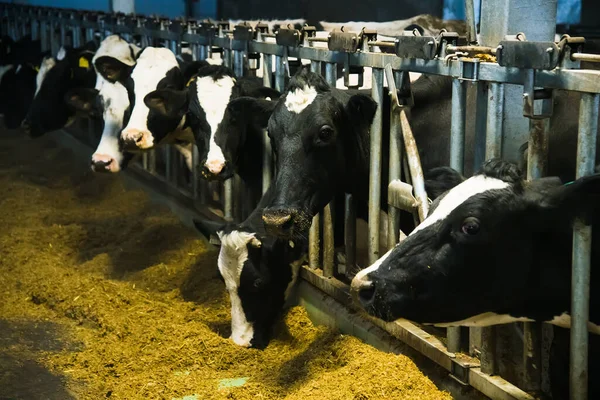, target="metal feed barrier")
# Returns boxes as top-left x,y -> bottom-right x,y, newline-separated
2,2 -> 599,399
